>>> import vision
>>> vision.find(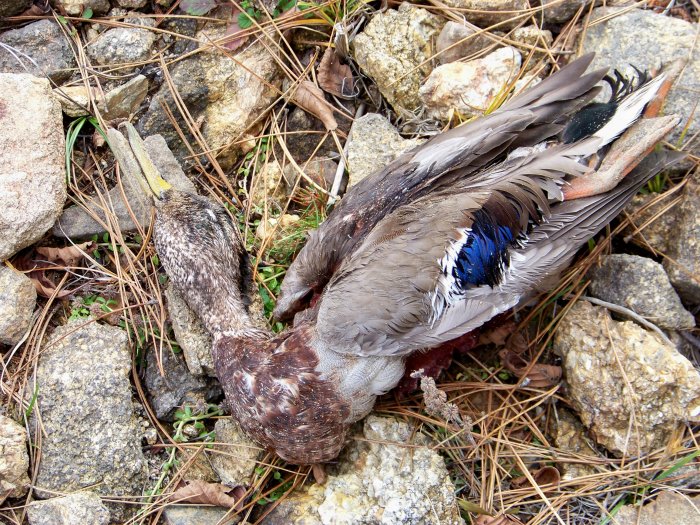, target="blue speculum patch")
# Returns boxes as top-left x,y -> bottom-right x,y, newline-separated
453,210 -> 517,288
